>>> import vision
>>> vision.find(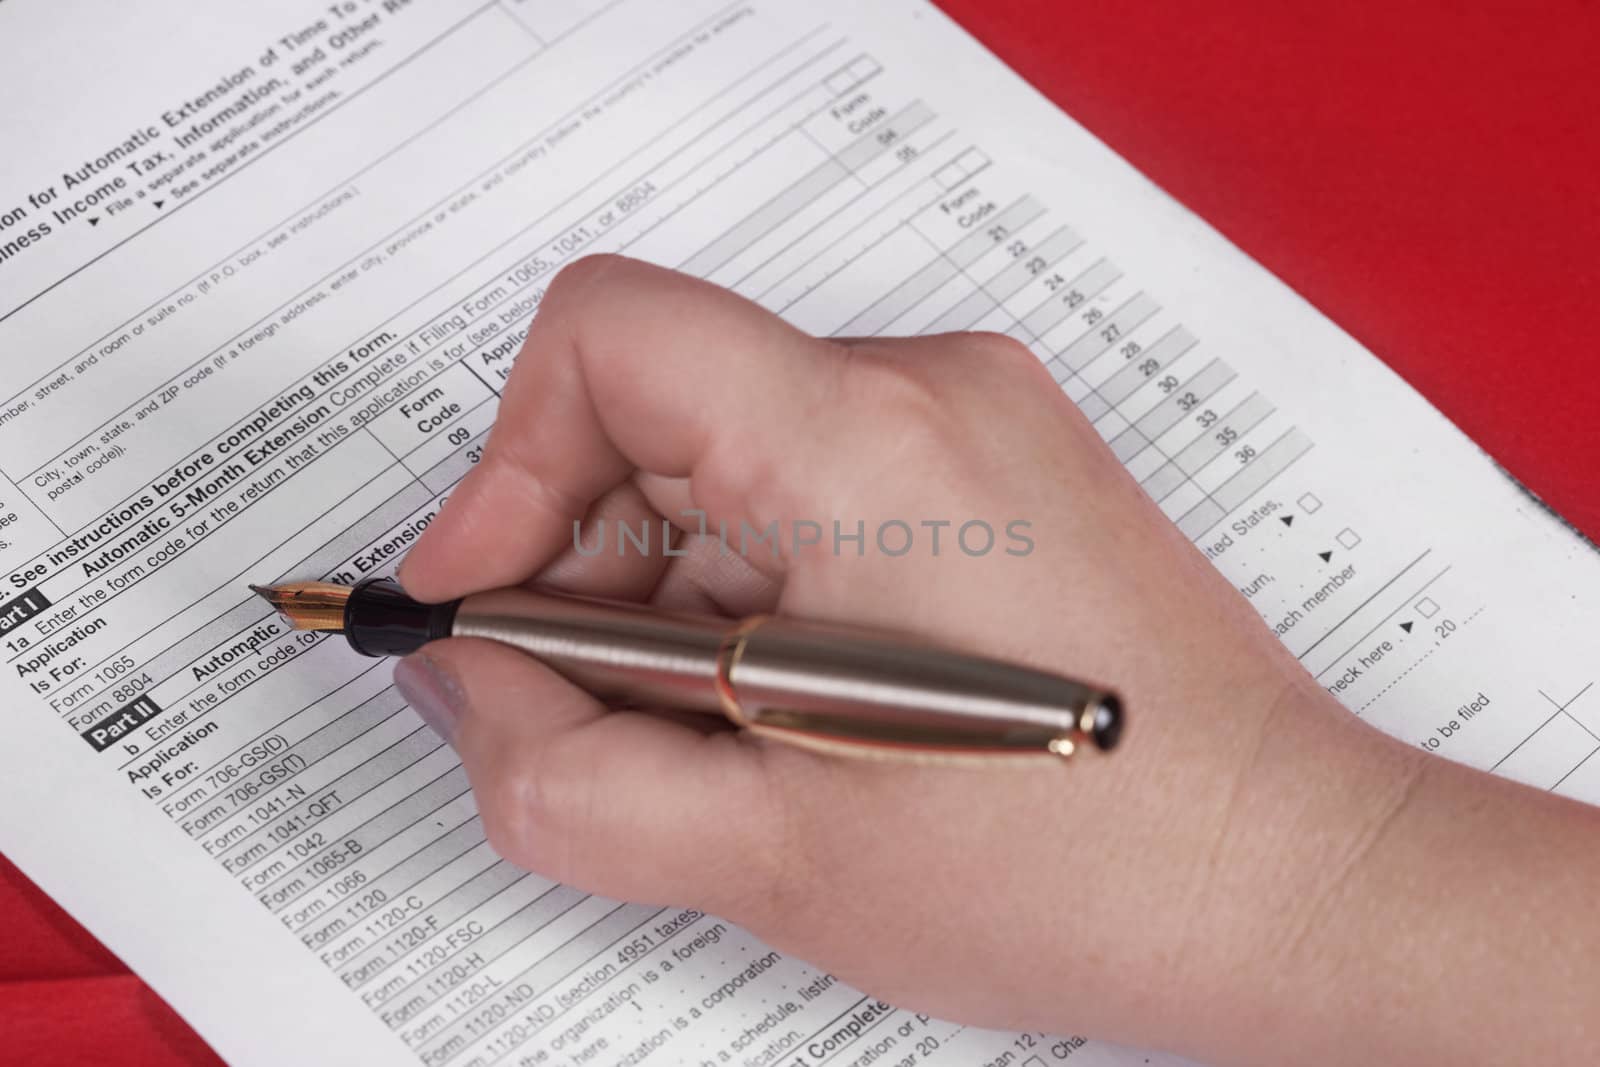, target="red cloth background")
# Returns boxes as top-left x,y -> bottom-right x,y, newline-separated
3,1 -> 1597,1062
